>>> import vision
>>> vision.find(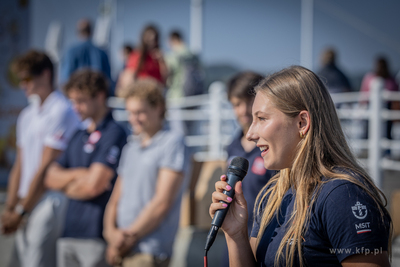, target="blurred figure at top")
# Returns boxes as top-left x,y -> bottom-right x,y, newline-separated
165,29 -> 204,136
361,55 -> 399,94
59,18 -> 112,94
361,56 -> 399,146
317,48 -> 351,94
114,44 -> 134,92
166,30 -> 204,100
121,44 -> 134,69
116,24 -> 167,97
